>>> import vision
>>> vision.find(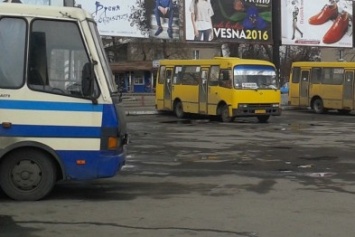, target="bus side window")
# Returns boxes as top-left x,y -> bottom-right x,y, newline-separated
166,70 -> 173,84
311,68 -> 321,84
0,17 -> 26,88
173,71 -> 181,84
158,66 -> 166,84
292,67 -> 301,83
209,66 -> 219,86
219,70 -> 232,88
